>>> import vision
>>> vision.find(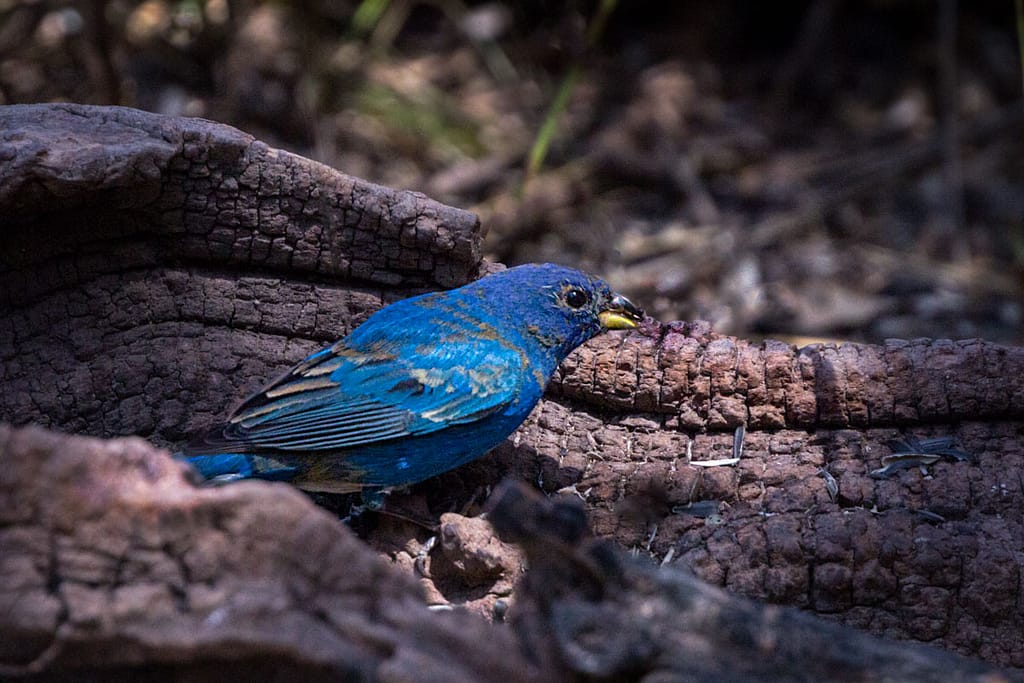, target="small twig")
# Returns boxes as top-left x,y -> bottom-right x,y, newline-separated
732,424 -> 746,461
